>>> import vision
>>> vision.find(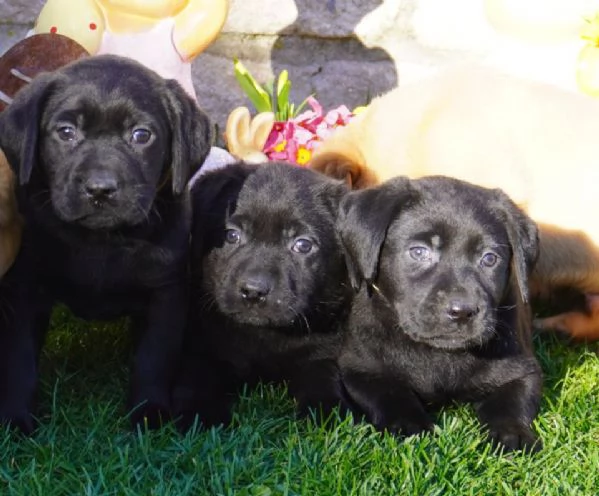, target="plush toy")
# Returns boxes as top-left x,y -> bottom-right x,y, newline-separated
0,33 -> 89,111
32,0 -> 230,100
225,107 -> 275,163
